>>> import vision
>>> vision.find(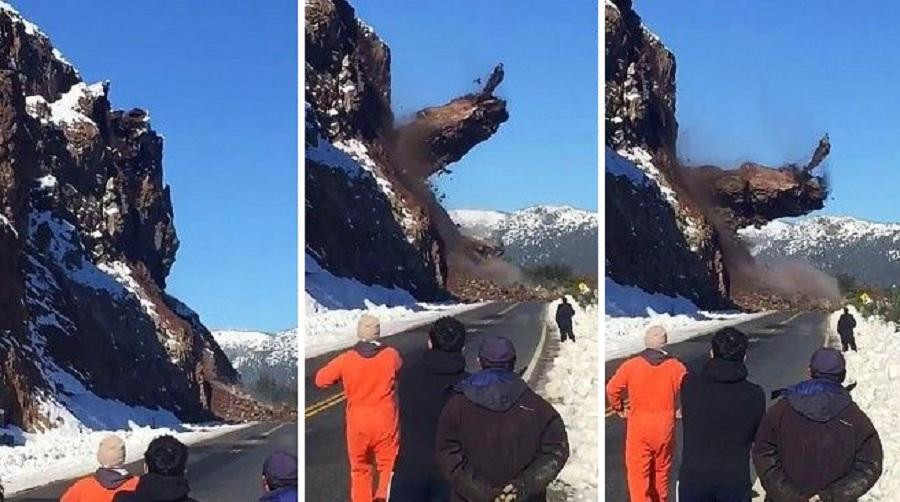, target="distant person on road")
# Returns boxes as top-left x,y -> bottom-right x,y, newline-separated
838,307 -> 858,352
606,326 -> 687,502
435,335 -> 569,501
315,314 -> 403,502
752,347 -> 882,501
555,297 -> 576,342
391,317 -> 469,502
260,450 -> 298,502
62,434 -> 138,502
112,435 -> 197,502
678,328 -> 766,502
